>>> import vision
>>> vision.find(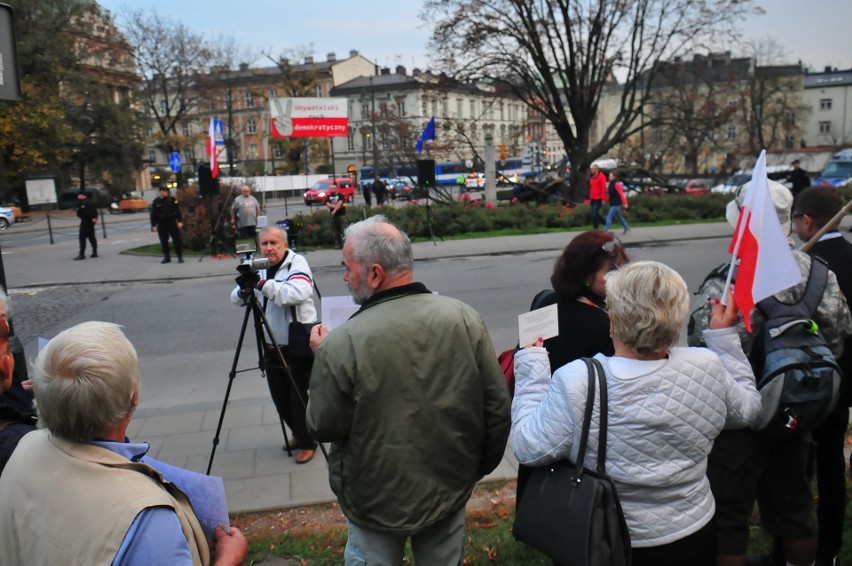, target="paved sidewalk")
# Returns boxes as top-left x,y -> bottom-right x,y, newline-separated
5,218 -> 848,516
